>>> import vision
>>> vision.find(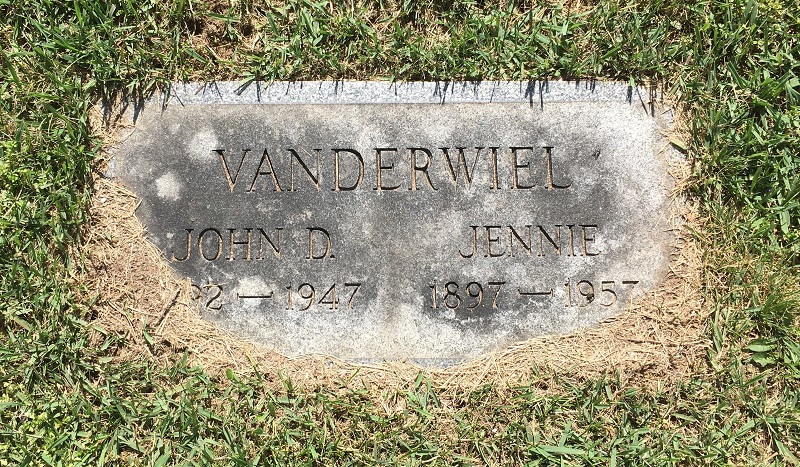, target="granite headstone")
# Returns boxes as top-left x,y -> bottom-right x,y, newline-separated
111,81 -> 675,365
